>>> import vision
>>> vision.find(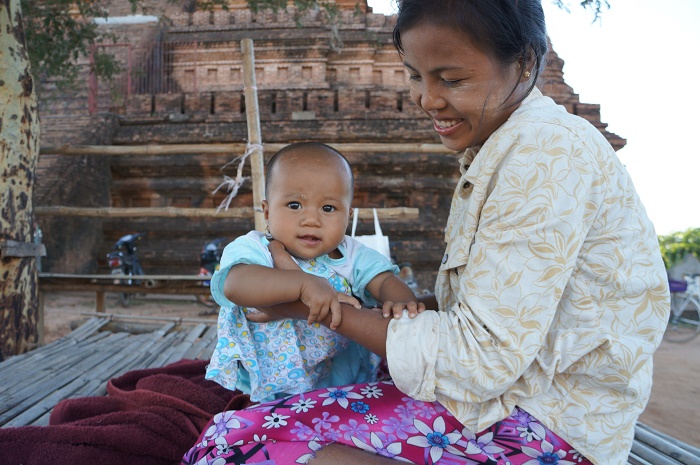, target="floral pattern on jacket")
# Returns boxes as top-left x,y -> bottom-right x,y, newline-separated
386,87 -> 669,465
